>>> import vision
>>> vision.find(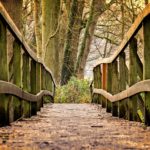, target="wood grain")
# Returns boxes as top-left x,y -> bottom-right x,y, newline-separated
0,80 -> 53,102
93,80 -> 150,102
